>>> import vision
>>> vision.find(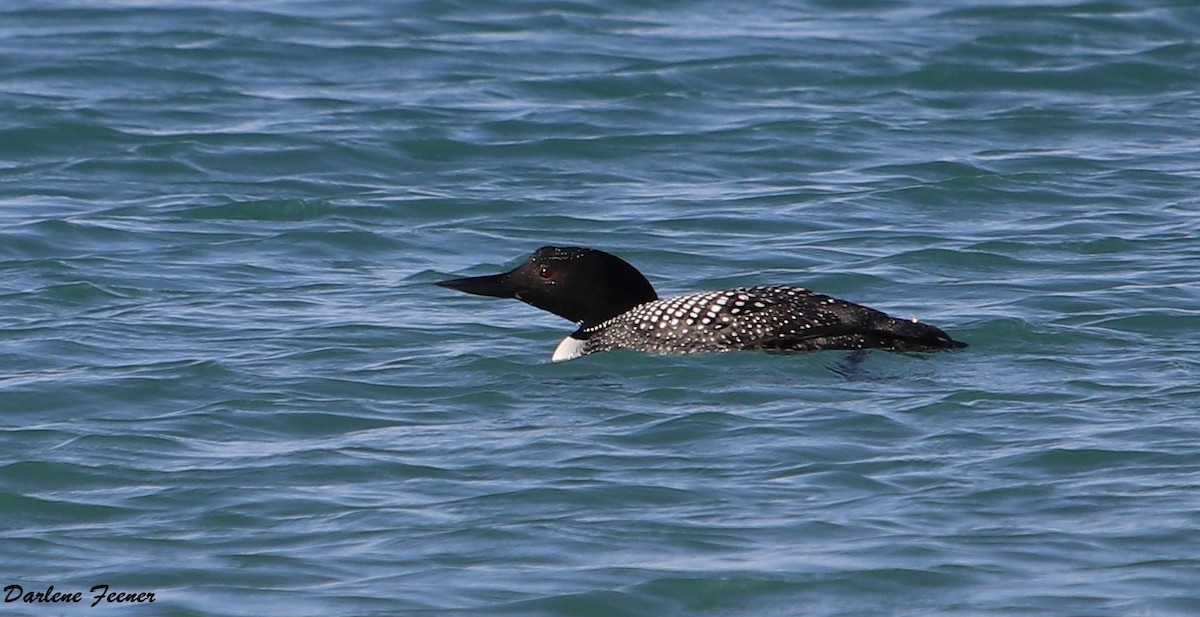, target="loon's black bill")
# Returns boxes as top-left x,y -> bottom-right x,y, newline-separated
435,272 -> 517,299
